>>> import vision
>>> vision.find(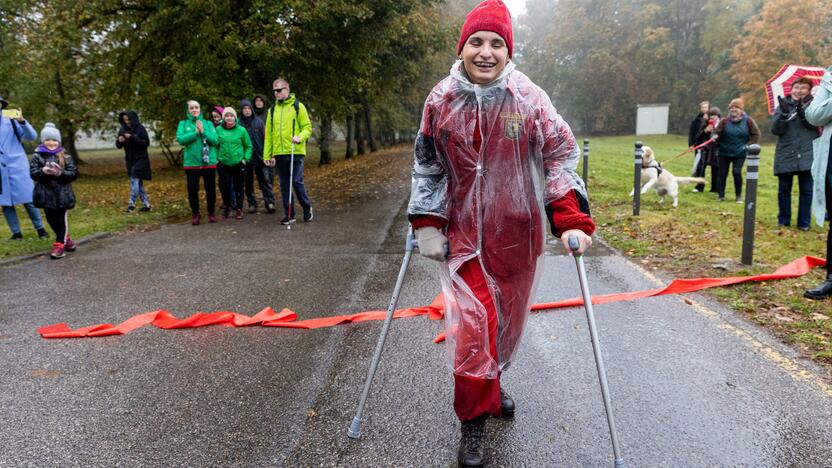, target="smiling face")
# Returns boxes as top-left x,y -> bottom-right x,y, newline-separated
460,30 -> 509,85
188,101 -> 201,118
791,82 -> 811,100
43,139 -> 59,151
729,106 -> 742,120
223,113 -> 236,126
